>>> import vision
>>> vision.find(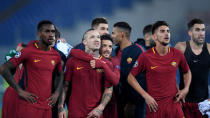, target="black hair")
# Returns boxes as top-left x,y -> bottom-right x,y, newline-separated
143,24 -> 153,36
37,20 -> 54,32
91,17 -> 108,28
152,21 -> 169,34
187,18 -> 204,31
21,43 -> 27,48
113,21 -> 132,37
100,34 -> 113,43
